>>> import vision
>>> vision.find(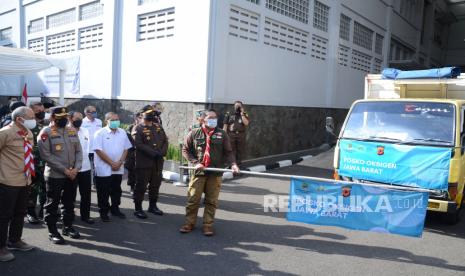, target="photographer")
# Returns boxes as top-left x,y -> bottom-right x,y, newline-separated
223,101 -> 250,166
